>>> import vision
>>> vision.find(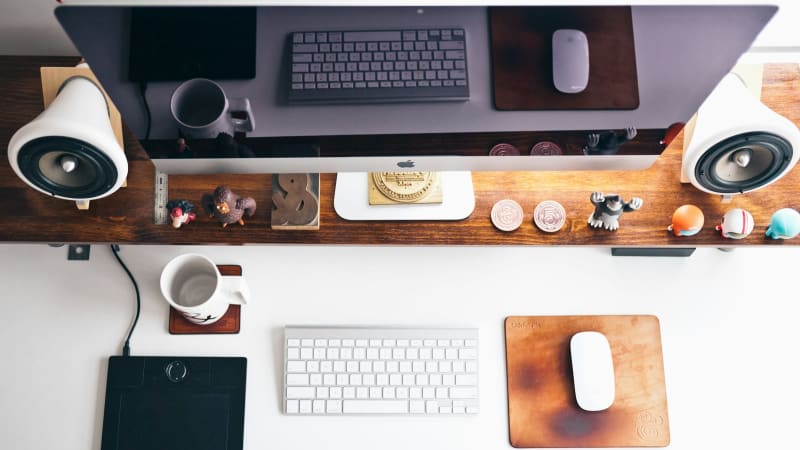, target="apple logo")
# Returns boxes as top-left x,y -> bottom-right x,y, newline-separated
397,160 -> 416,168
